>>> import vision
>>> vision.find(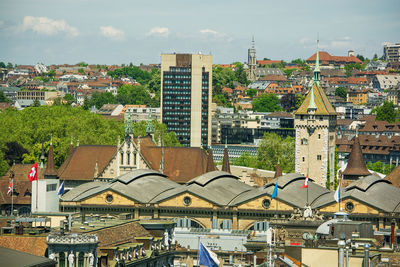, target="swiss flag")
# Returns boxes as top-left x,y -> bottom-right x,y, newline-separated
28,162 -> 38,182
7,180 -> 13,195
301,172 -> 309,188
